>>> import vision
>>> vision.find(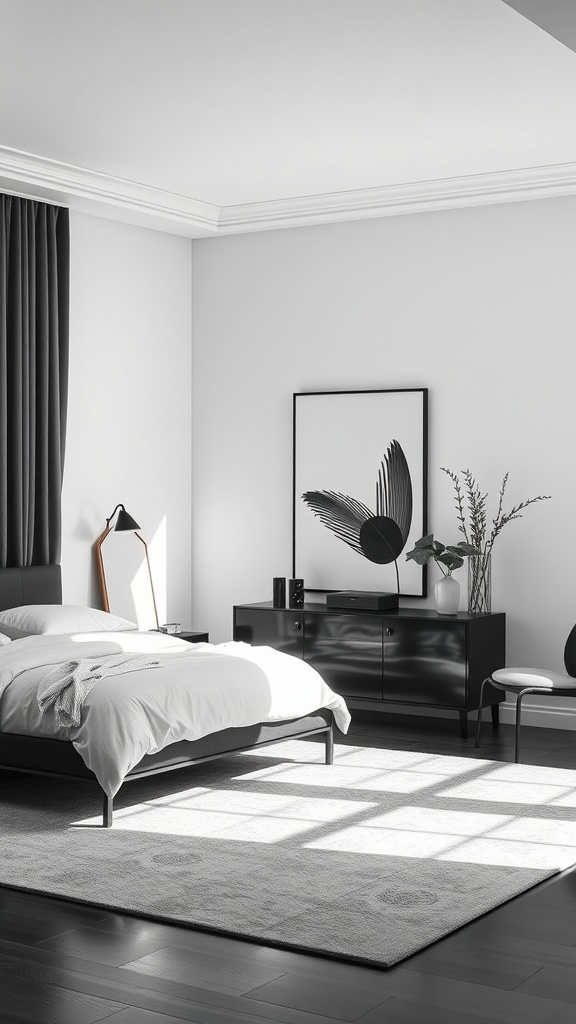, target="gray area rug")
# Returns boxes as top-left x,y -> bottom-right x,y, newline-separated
2,741 -> 576,967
